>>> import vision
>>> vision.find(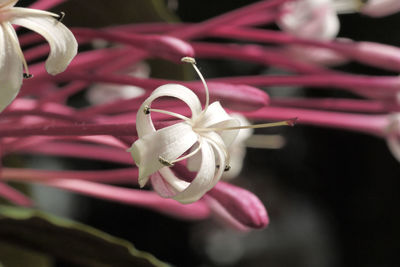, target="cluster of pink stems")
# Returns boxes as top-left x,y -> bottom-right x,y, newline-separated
1,0 -> 399,231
